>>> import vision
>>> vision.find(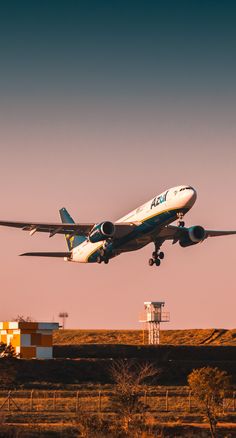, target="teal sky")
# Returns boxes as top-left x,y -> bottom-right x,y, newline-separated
0,1 -> 236,99
0,1 -> 235,329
